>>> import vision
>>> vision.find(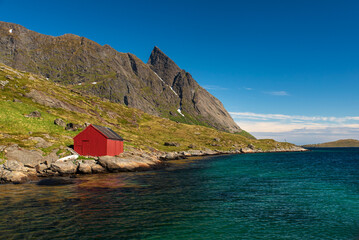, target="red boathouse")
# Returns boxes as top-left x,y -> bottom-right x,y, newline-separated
74,124 -> 124,156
